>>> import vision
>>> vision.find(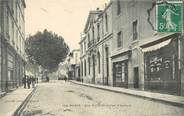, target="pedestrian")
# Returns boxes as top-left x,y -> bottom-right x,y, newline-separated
46,76 -> 49,82
5,80 -> 8,92
31,77 -> 36,88
22,75 -> 27,88
64,76 -> 67,82
27,76 -> 31,89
